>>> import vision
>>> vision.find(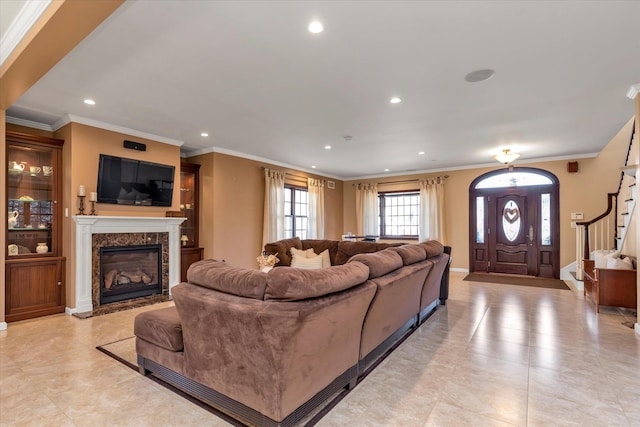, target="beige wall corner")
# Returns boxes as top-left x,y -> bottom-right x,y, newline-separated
635,94 -> 640,331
